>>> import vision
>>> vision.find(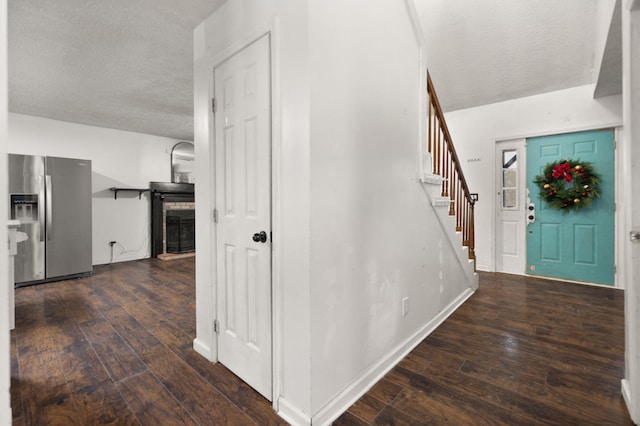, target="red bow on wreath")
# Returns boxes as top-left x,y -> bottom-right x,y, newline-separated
552,163 -> 573,183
